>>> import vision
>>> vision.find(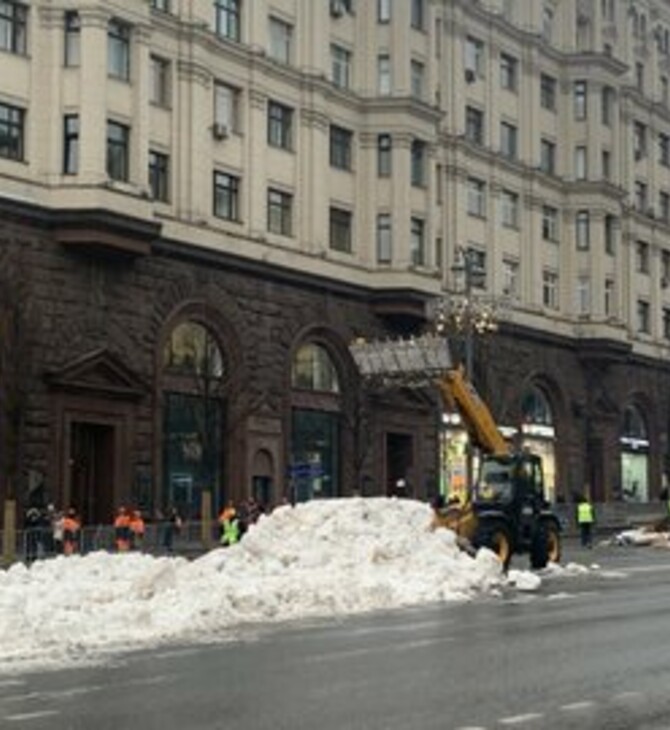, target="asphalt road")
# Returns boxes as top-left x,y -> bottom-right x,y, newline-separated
2,539 -> 670,730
